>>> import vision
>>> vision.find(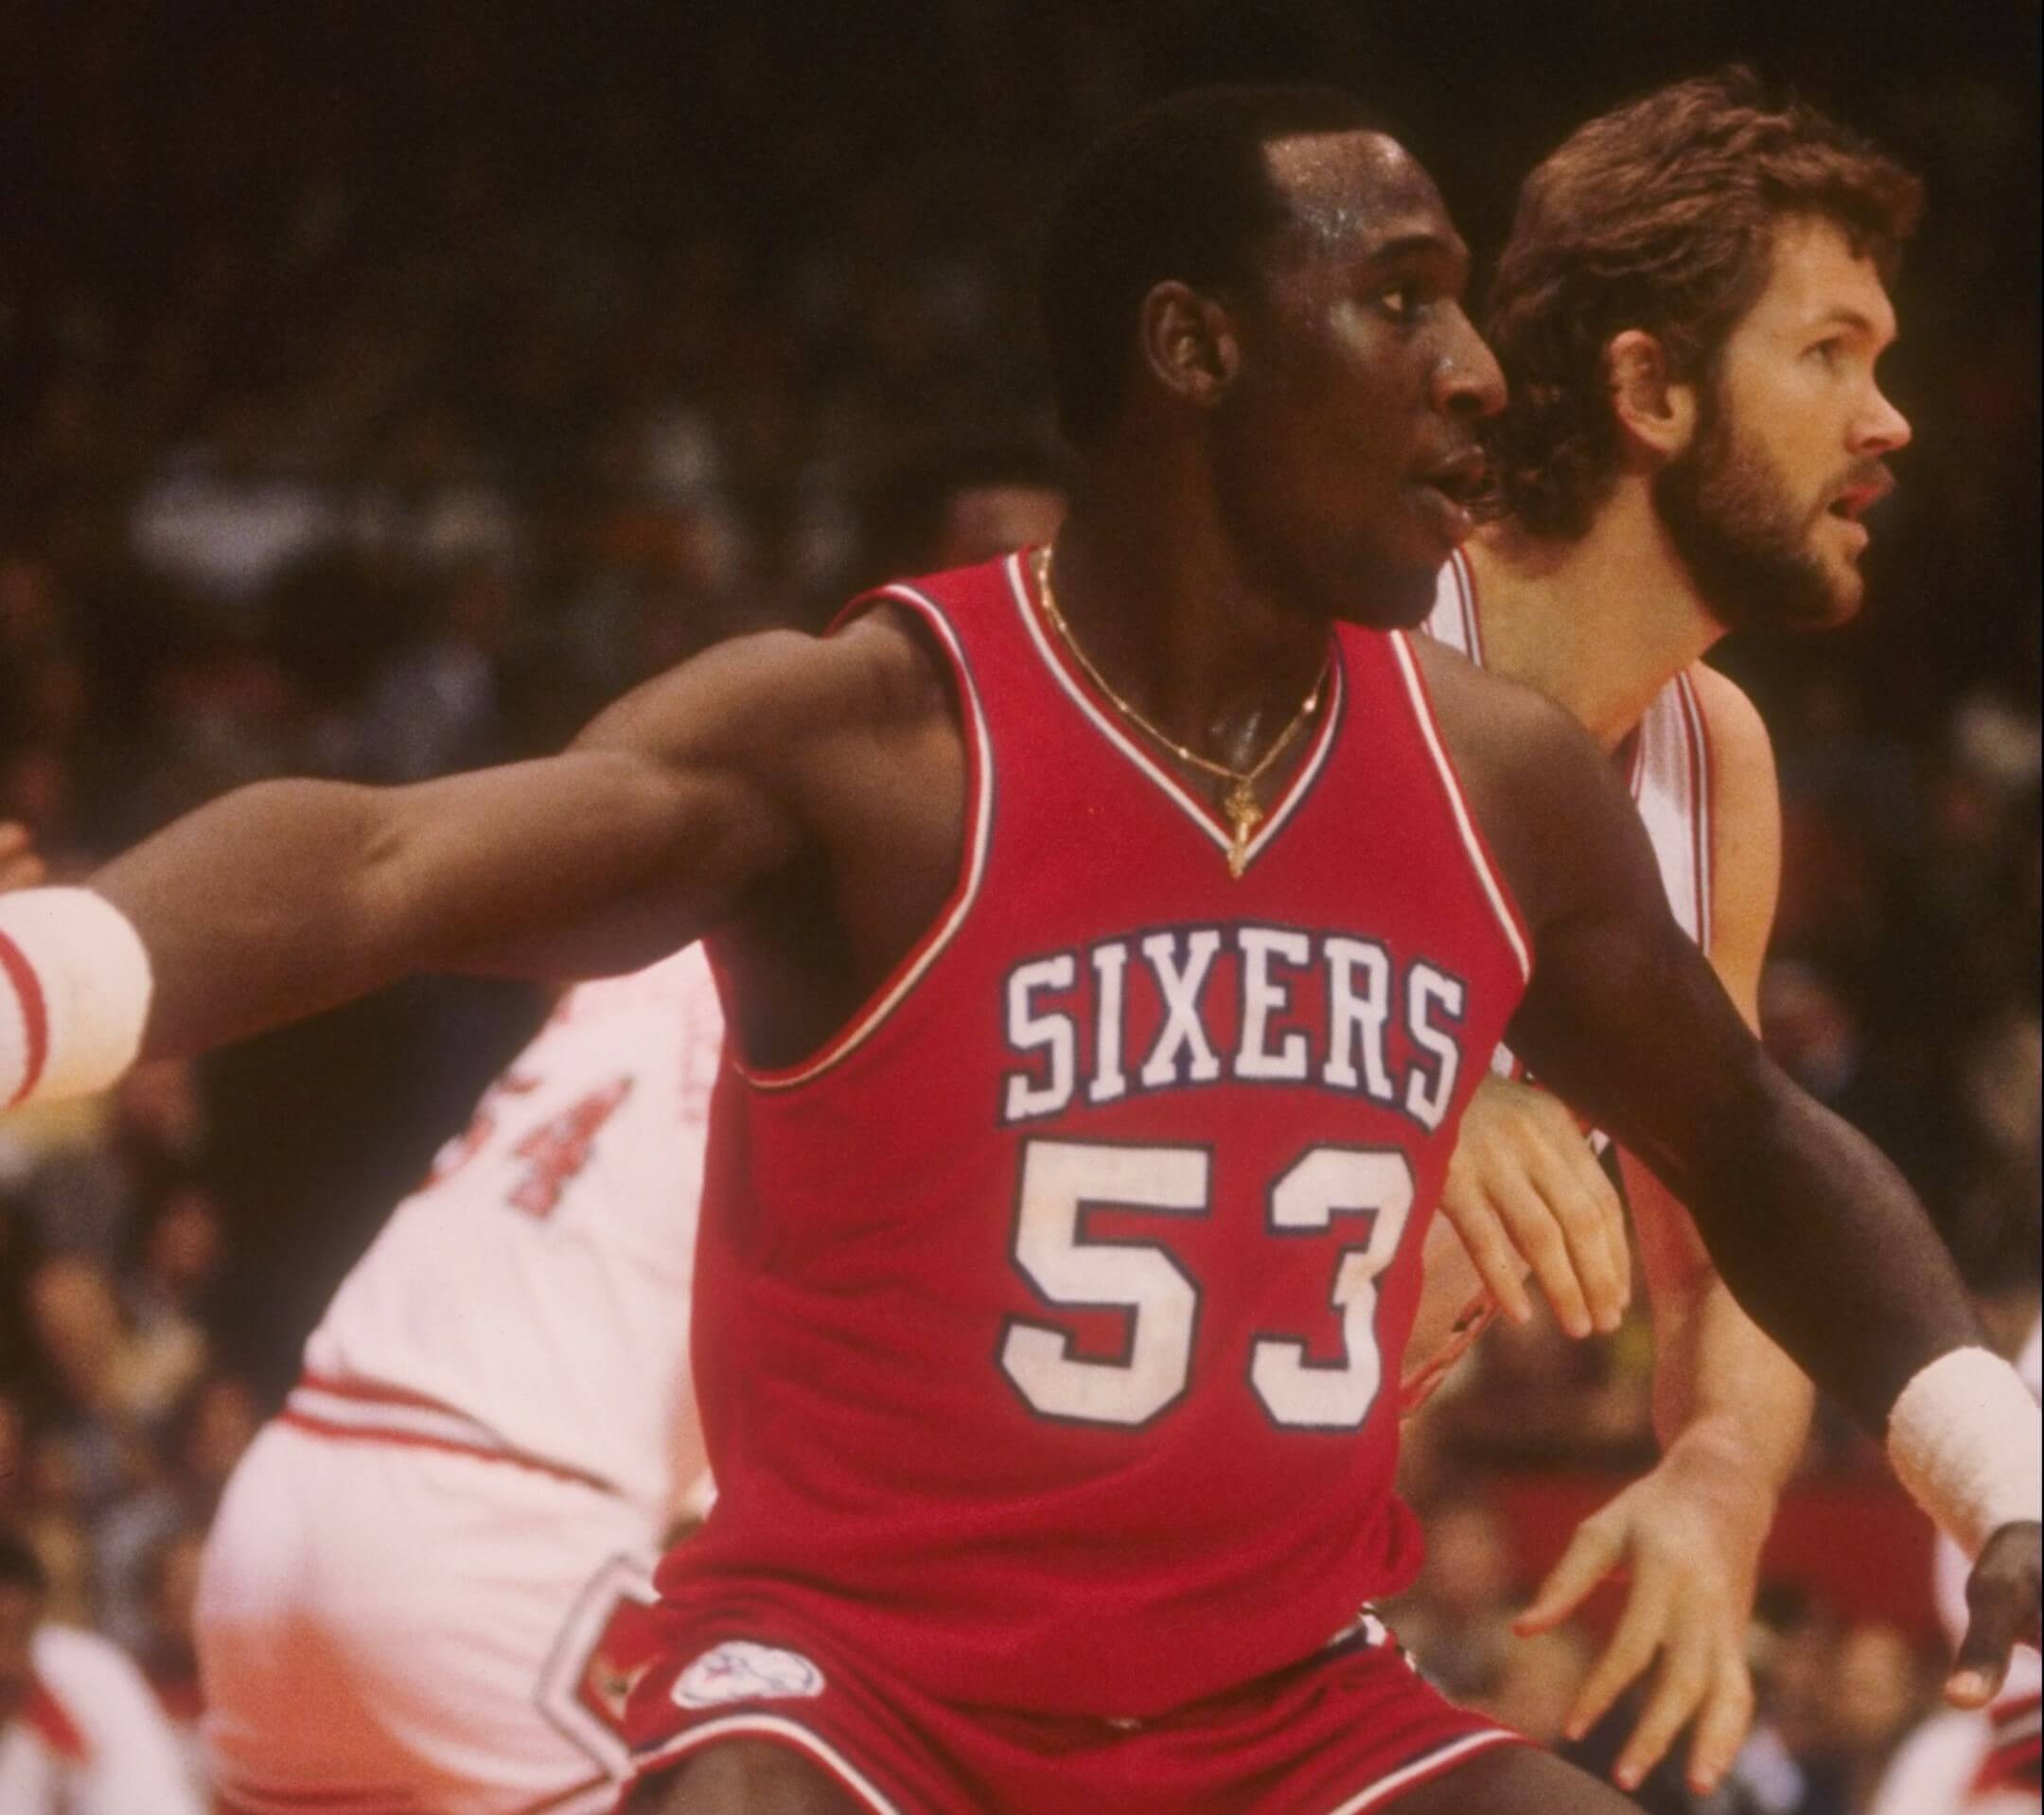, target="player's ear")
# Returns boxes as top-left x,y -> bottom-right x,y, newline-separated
1605,329 -> 1698,464
1138,281 -> 1241,413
